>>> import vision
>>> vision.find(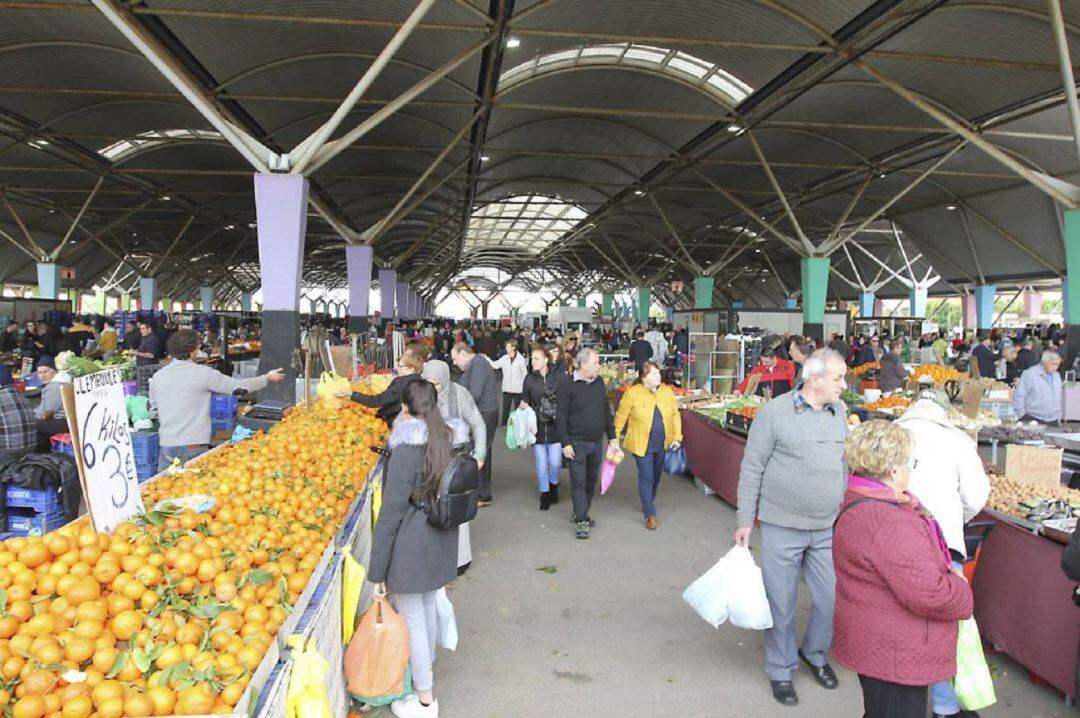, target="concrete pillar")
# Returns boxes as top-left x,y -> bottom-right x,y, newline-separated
784,297 -> 798,310
602,294 -> 613,316
665,306 -> 674,322
94,292 -> 106,315
859,291 -> 876,318
378,270 -> 396,322
255,173 -> 309,404
199,286 -> 213,312
120,293 -> 131,311
962,294 -> 976,331
800,256 -> 830,344
694,277 -> 714,310
481,302 -> 489,319
975,284 -> 996,334
577,297 -> 586,308
1065,209 -> 1080,362
139,277 -> 156,310
909,288 -> 927,317
36,263 -> 60,300
240,292 -> 251,313
396,282 -> 410,320
346,245 -> 372,332
409,289 -> 420,318
1023,291 -> 1042,318
637,288 -> 650,325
